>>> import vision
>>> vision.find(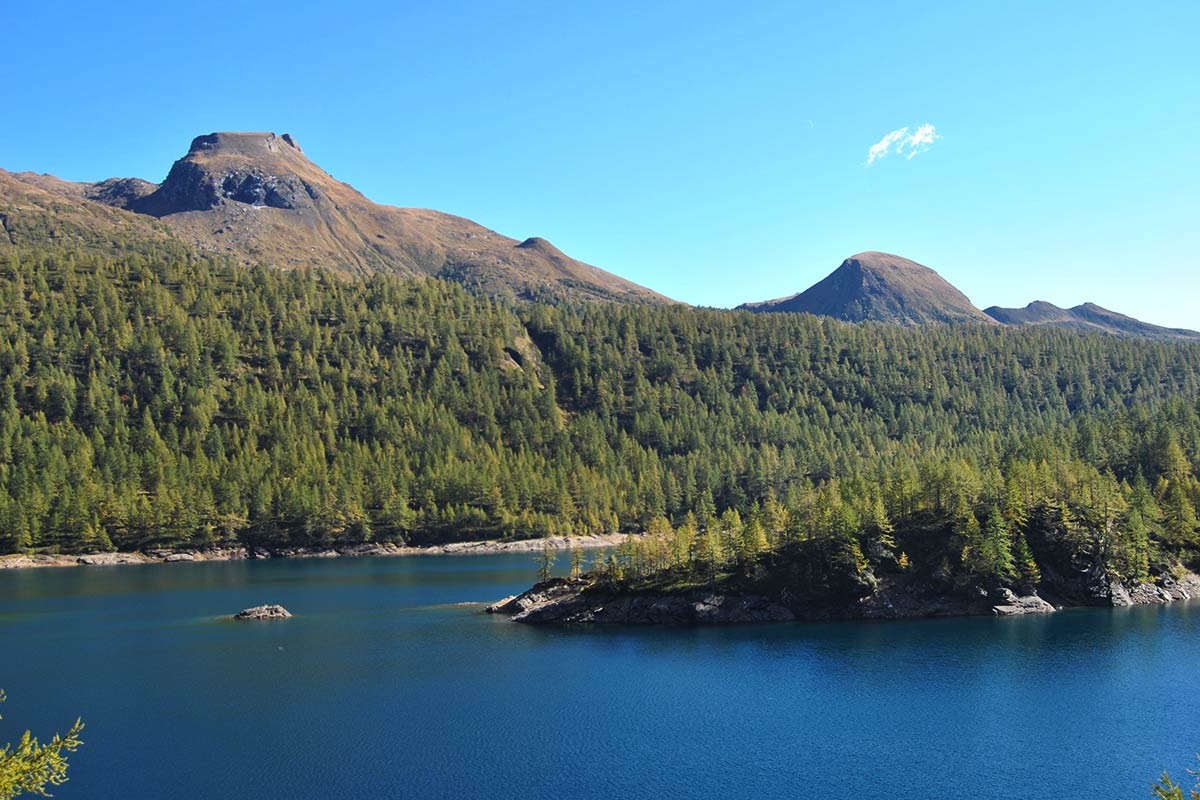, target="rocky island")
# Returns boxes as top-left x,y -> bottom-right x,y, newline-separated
233,604 -> 292,620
